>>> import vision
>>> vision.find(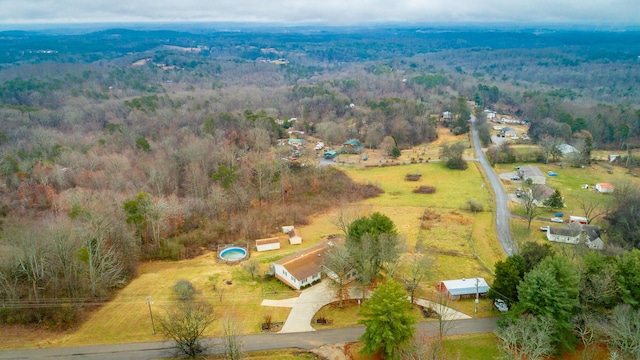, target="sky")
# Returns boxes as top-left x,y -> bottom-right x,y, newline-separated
0,0 -> 639,26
